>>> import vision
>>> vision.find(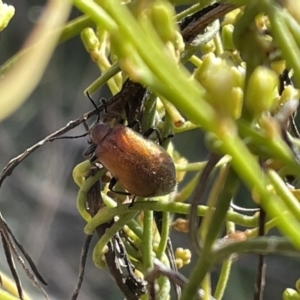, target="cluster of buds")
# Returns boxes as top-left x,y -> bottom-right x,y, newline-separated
194,52 -> 244,119
175,247 -> 191,269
